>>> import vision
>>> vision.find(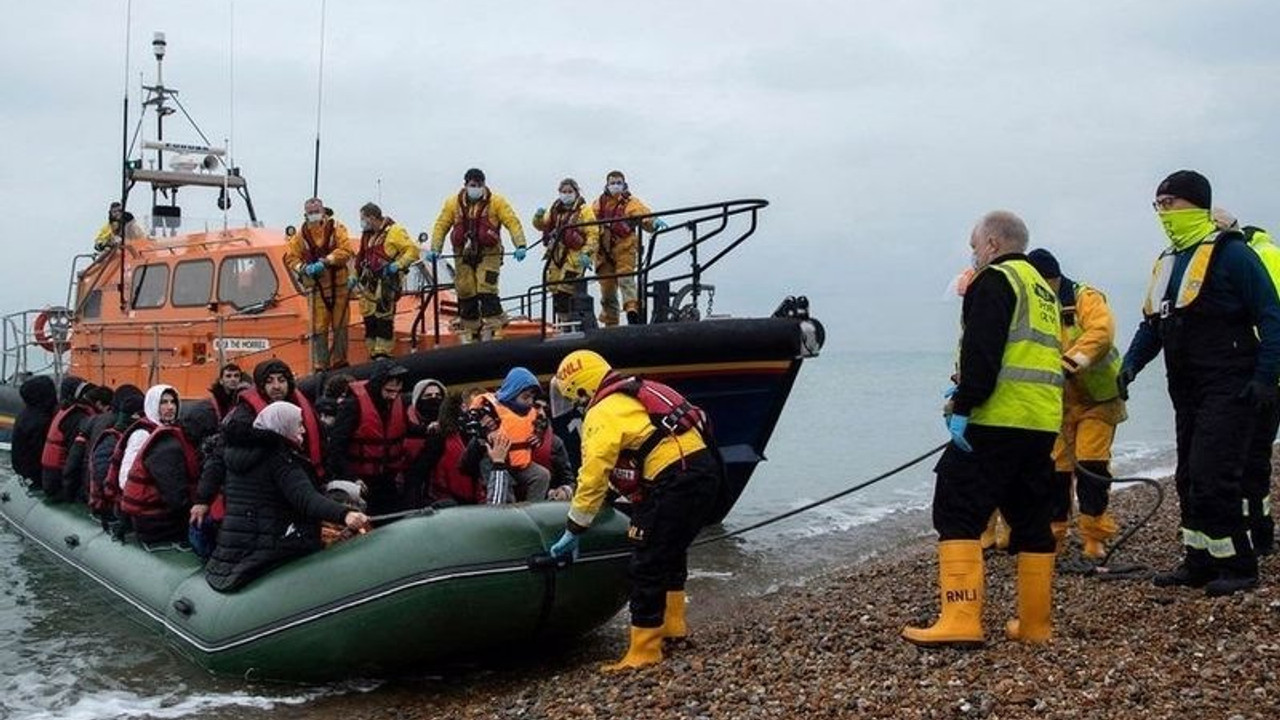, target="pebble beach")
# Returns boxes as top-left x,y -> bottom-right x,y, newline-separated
283,470 -> 1280,720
